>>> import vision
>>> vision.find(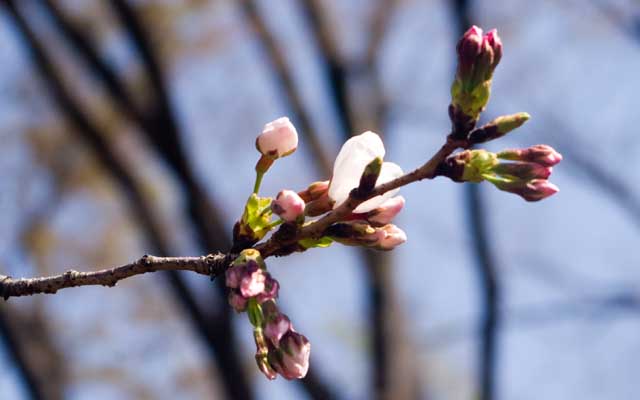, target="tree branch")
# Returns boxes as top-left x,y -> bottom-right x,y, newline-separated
0,130 -> 464,299
0,254 -> 231,299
